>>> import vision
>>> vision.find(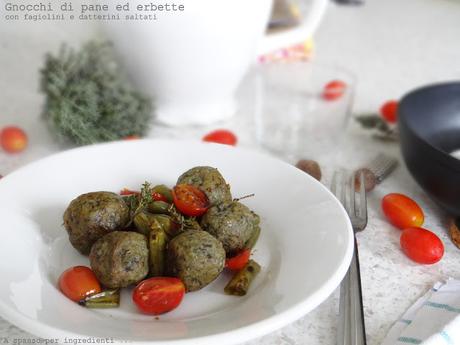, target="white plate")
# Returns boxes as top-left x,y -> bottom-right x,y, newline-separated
0,140 -> 353,345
